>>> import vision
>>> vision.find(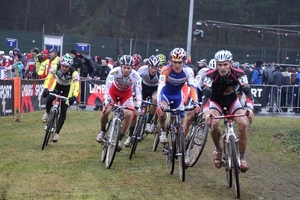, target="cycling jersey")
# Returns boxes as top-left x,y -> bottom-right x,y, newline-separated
44,64 -> 80,98
202,67 -> 254,112
157,65 -> 197,107
104,66 -> 142,105
137,65 -> 160,87
195,67 -> 210,91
